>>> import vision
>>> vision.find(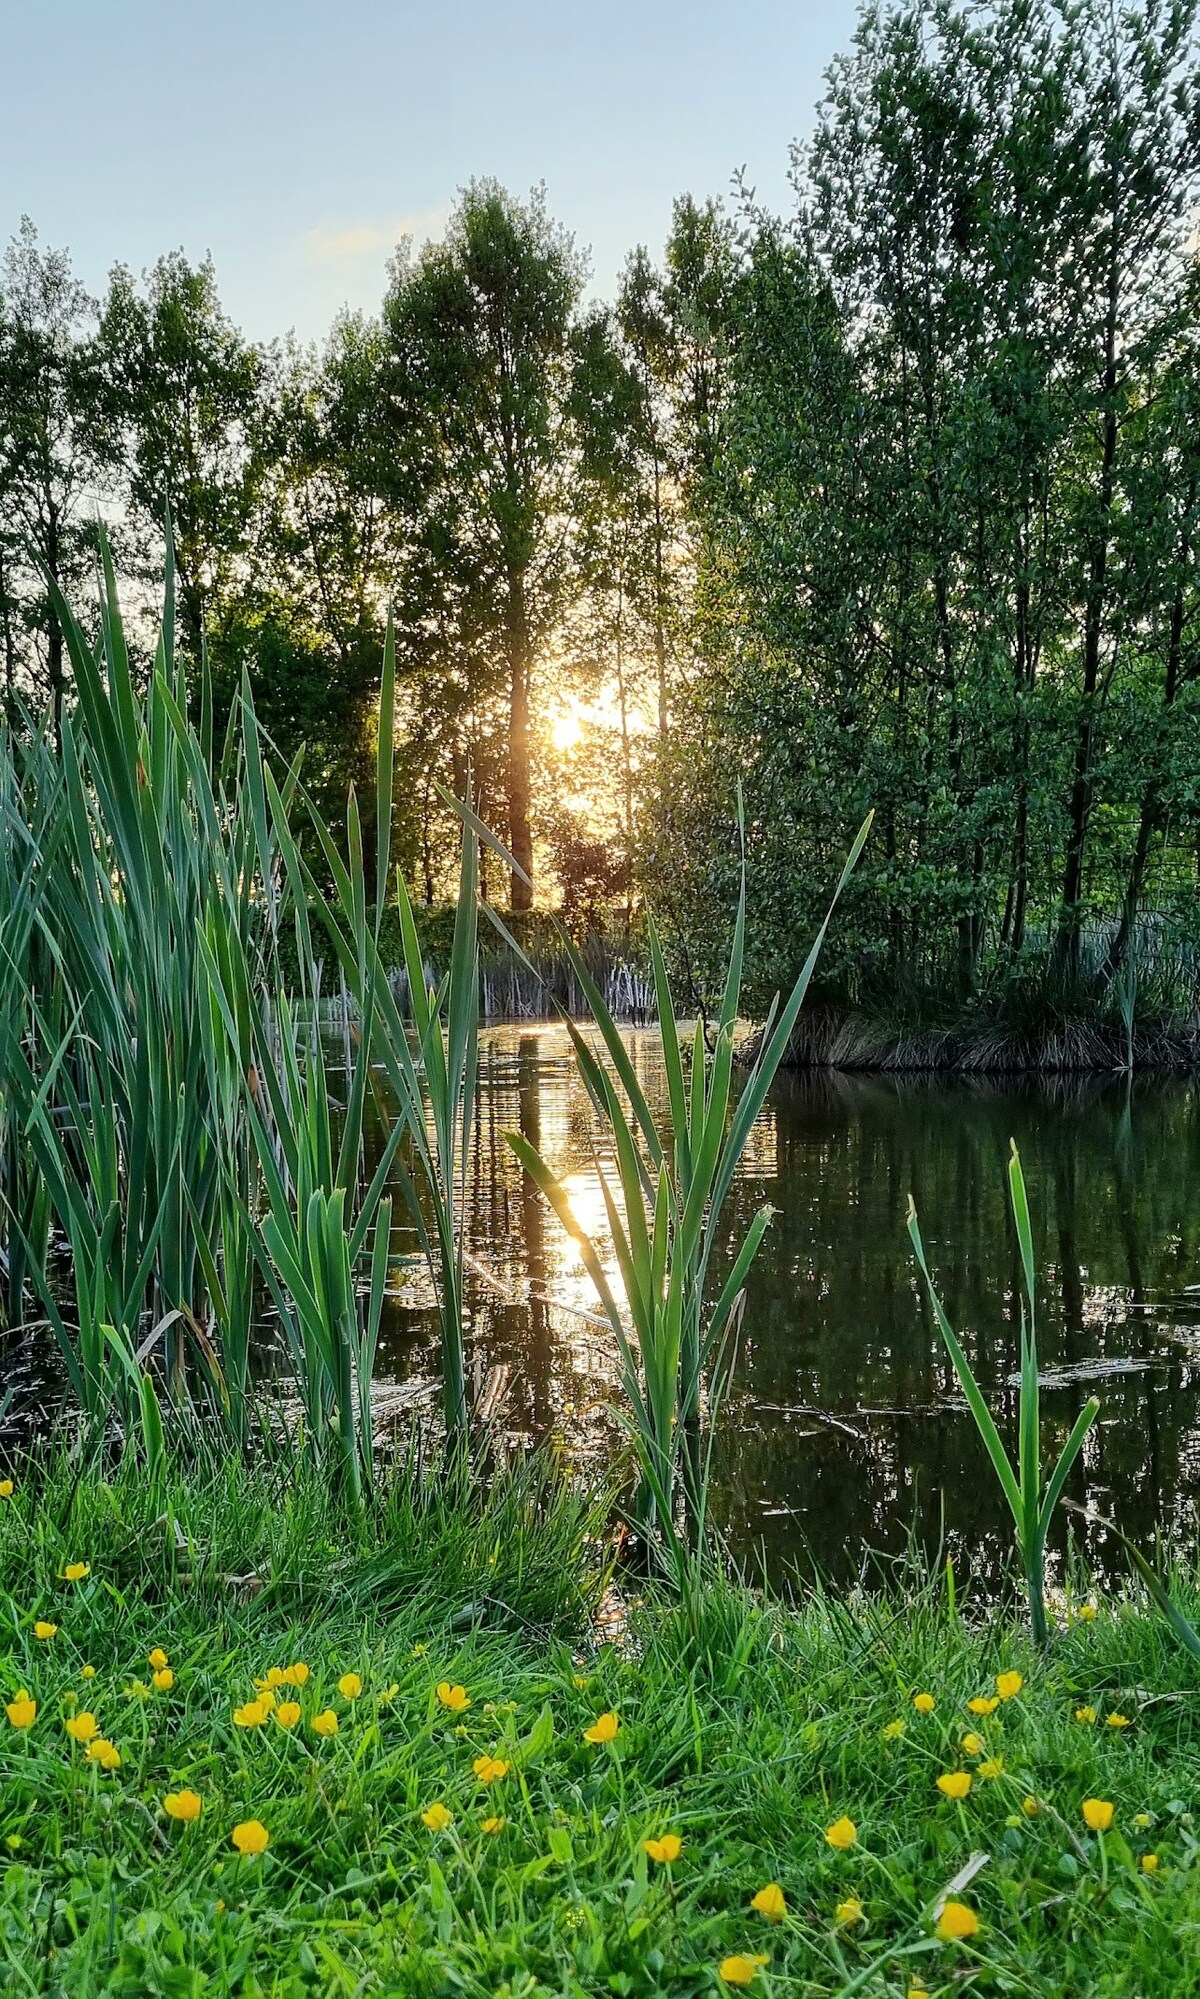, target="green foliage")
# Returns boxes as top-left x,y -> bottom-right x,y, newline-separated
908,1144 -> 1100,1643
